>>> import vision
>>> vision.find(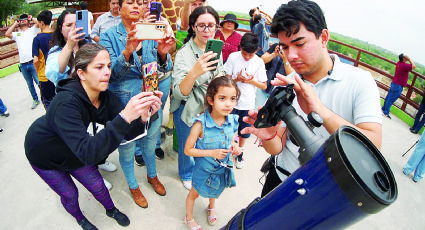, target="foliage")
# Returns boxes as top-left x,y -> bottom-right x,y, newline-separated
22,3 -> 45,18
0,0 -> 25,26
